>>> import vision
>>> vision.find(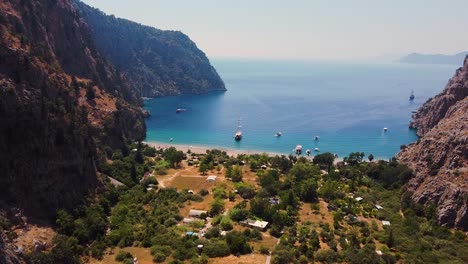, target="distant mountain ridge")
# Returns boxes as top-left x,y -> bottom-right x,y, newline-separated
73,0 -> 226,97
399,52 -> 468,65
